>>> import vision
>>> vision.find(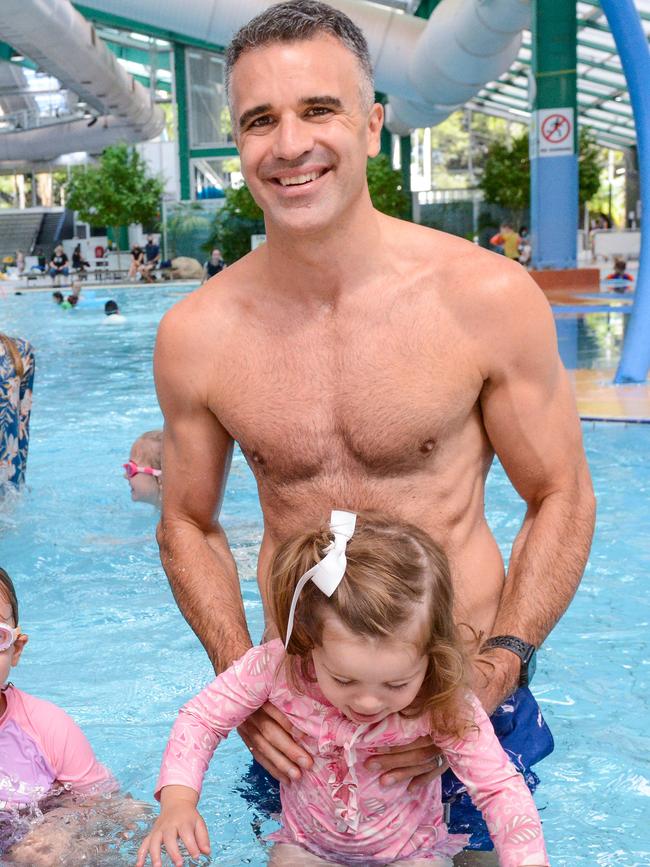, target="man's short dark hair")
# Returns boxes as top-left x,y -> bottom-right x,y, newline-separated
225,0 -> 374,110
